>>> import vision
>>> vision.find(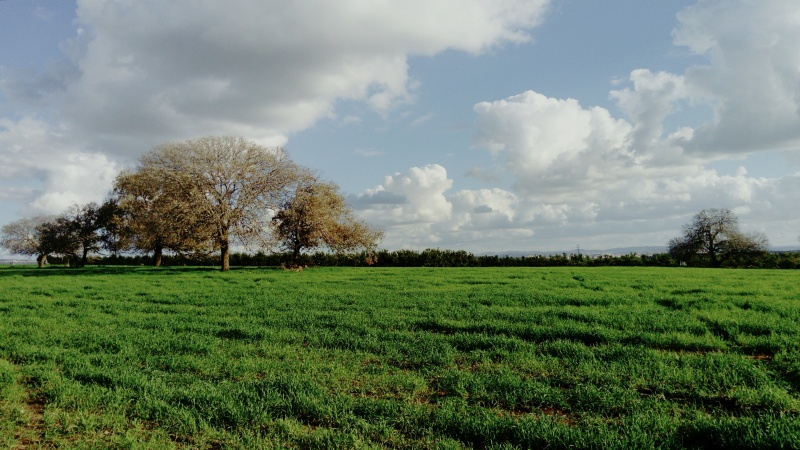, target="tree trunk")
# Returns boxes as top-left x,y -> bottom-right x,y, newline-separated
708,247 -> 719,267
292,243 -> 301,266
220,238 -> 230,272
153,246 -> 163,267
36,253 -> 47,268
81,247 -> 90,267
